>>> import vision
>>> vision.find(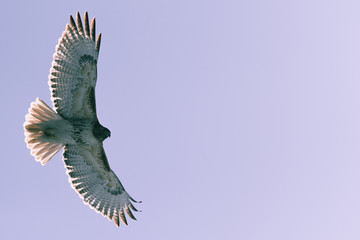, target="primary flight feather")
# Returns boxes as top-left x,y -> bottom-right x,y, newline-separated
23,12 -> 139,227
